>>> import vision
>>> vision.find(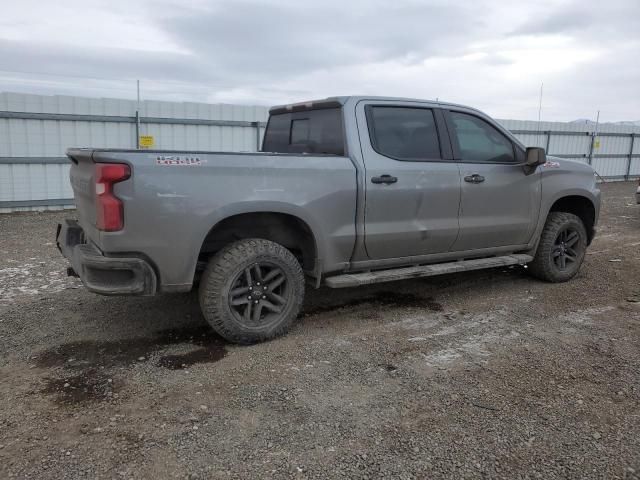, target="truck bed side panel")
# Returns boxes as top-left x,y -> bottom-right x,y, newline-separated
89,150 -> 357,290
